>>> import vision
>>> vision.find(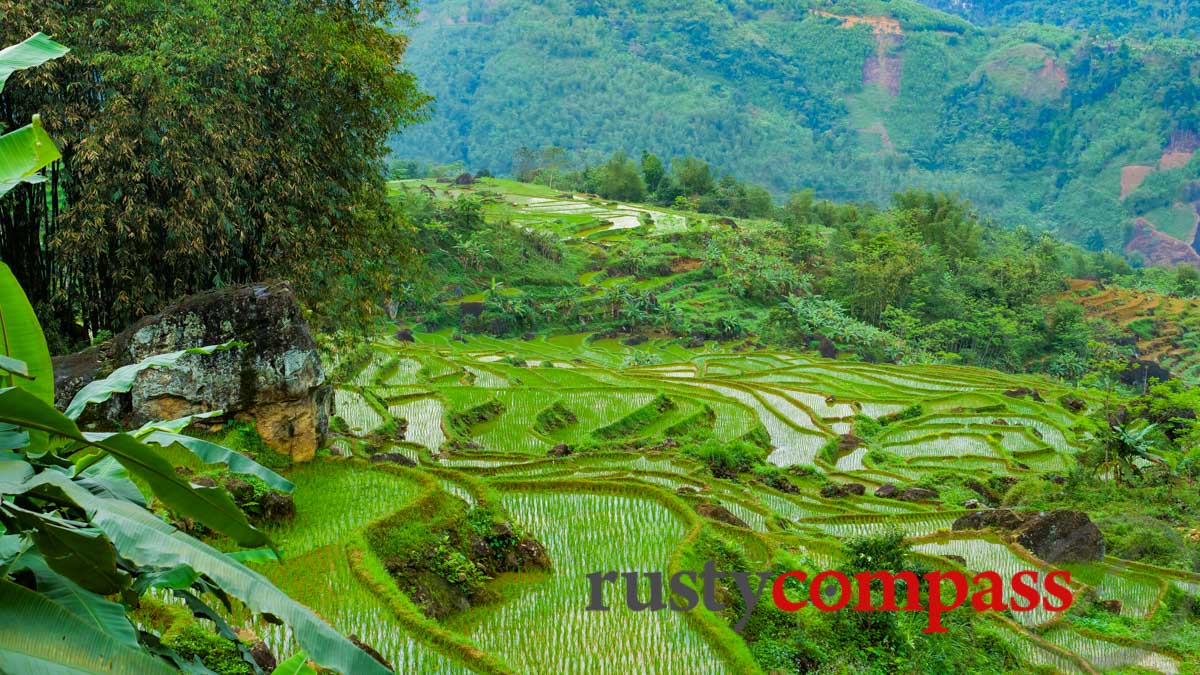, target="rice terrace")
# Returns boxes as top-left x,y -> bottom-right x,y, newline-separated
193,178 -> 1197,674
5,2 -> 1200,674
